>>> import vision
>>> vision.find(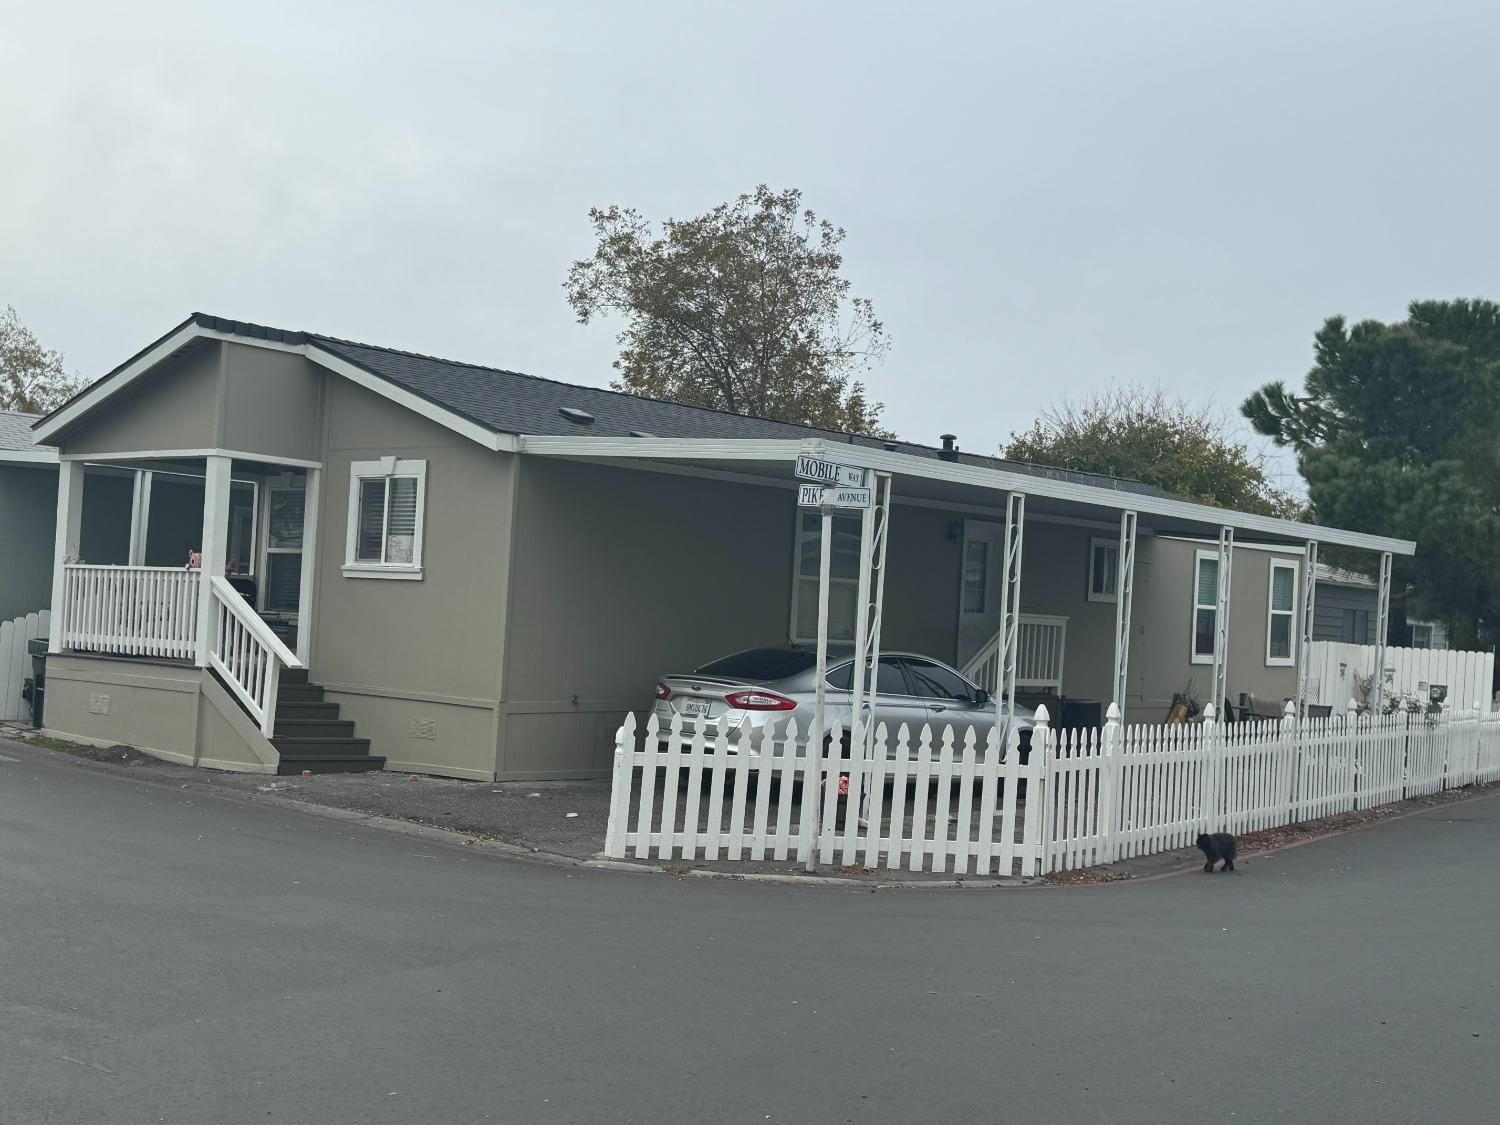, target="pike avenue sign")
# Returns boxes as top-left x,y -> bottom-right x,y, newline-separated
797,484 -> 873,509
